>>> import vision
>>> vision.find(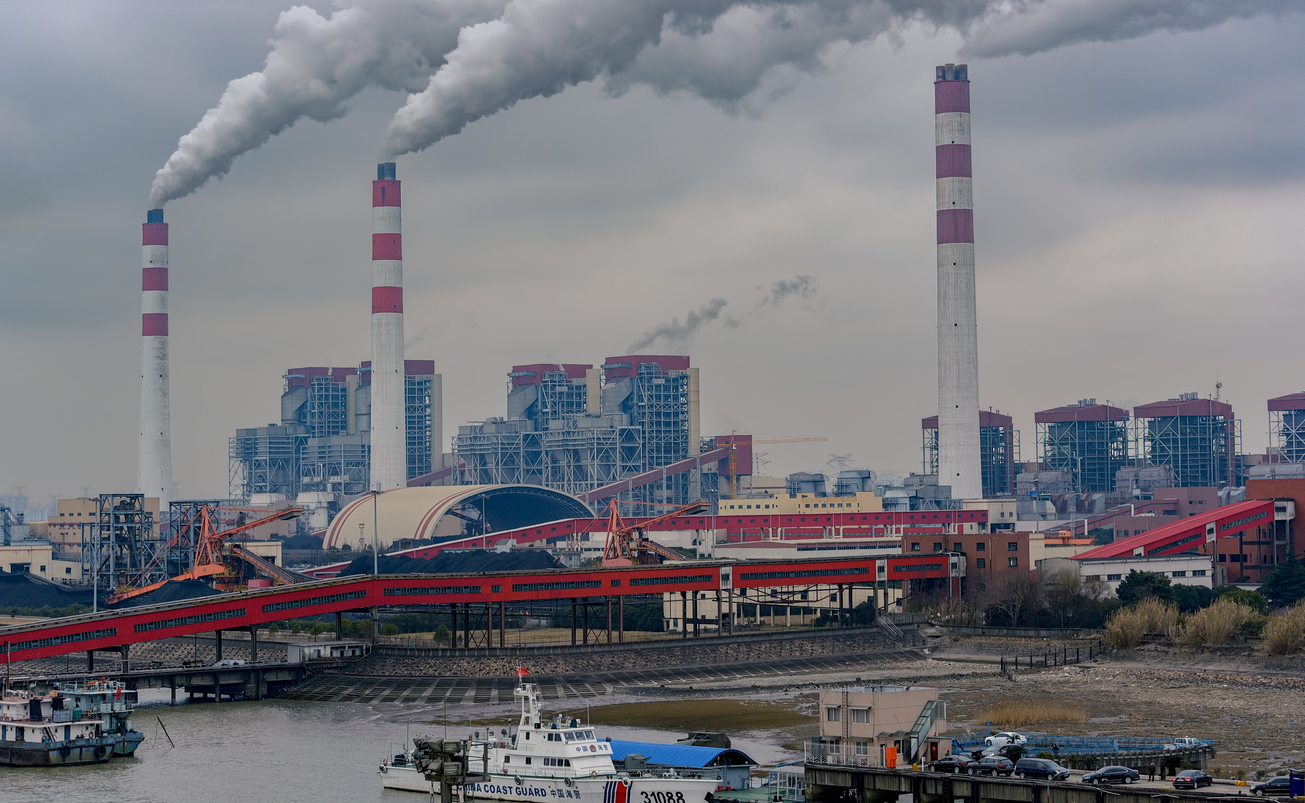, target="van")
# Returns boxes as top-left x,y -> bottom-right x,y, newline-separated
1014,758 -> 1069,780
